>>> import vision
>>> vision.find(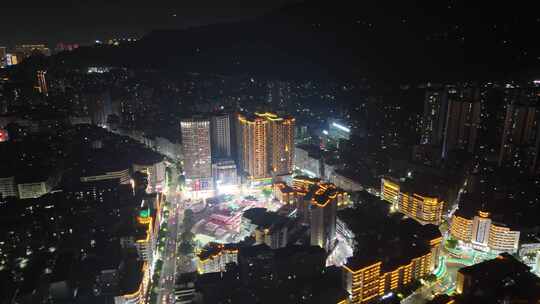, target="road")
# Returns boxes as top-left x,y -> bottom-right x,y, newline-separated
156,195 -> 183,304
